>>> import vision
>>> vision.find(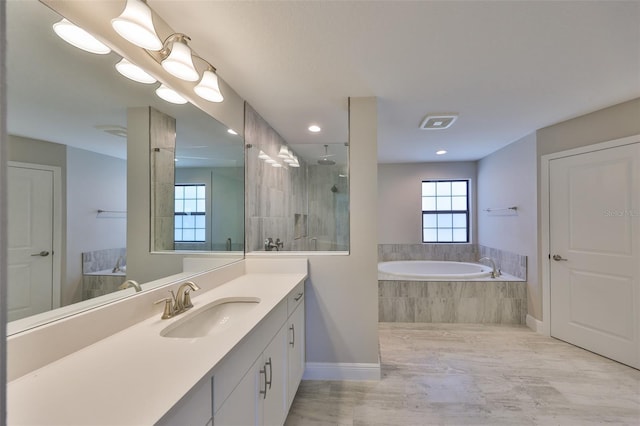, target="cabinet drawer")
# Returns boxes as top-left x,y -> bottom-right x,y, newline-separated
287,281 -> 305,316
